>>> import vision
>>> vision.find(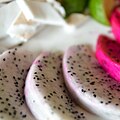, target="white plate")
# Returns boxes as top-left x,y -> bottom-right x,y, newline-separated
21,18 -> 113,53
0,1 -> 114,120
